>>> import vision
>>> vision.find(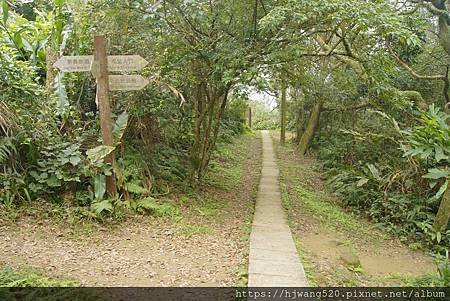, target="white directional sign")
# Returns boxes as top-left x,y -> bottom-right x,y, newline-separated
109,75 -> 149,91
54,55 -> 93,72
54,55 -> 148,72
108,55 -> 148,72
